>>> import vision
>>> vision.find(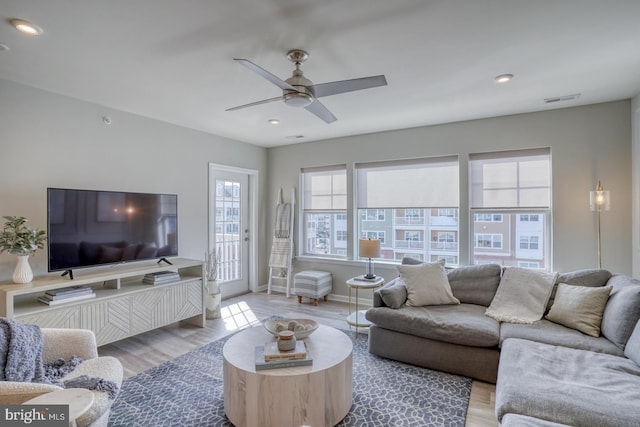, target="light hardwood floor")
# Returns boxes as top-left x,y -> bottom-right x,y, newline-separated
99,291 -> 497,427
